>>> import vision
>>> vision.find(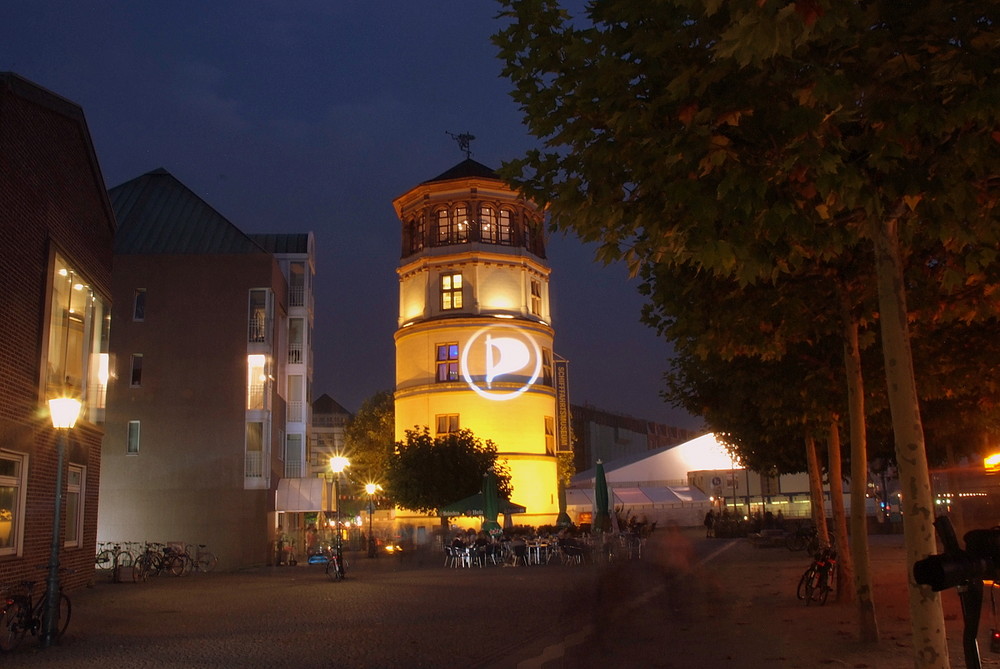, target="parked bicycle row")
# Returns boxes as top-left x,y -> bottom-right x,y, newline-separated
95,541 -> 217,582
